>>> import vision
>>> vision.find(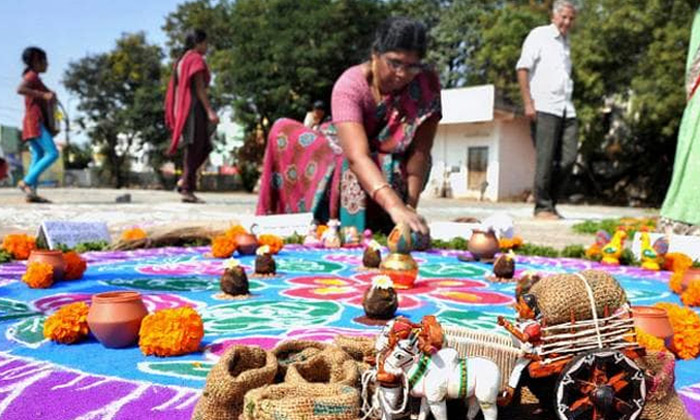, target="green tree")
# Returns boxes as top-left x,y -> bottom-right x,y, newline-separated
64,33 -> 168,188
